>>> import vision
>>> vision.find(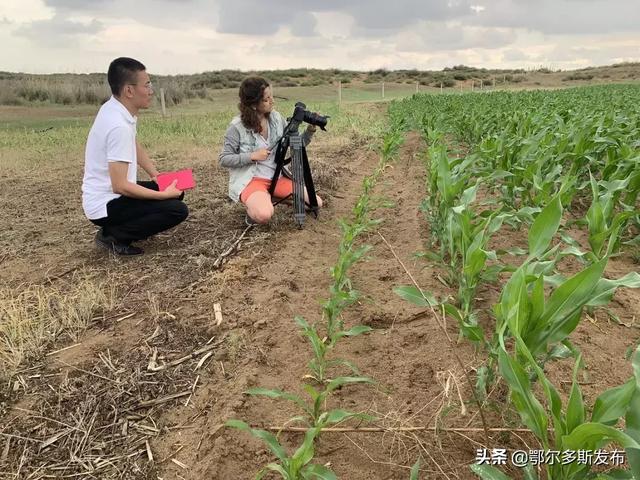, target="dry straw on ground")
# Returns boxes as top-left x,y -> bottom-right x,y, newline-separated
0,272 -> 117,383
